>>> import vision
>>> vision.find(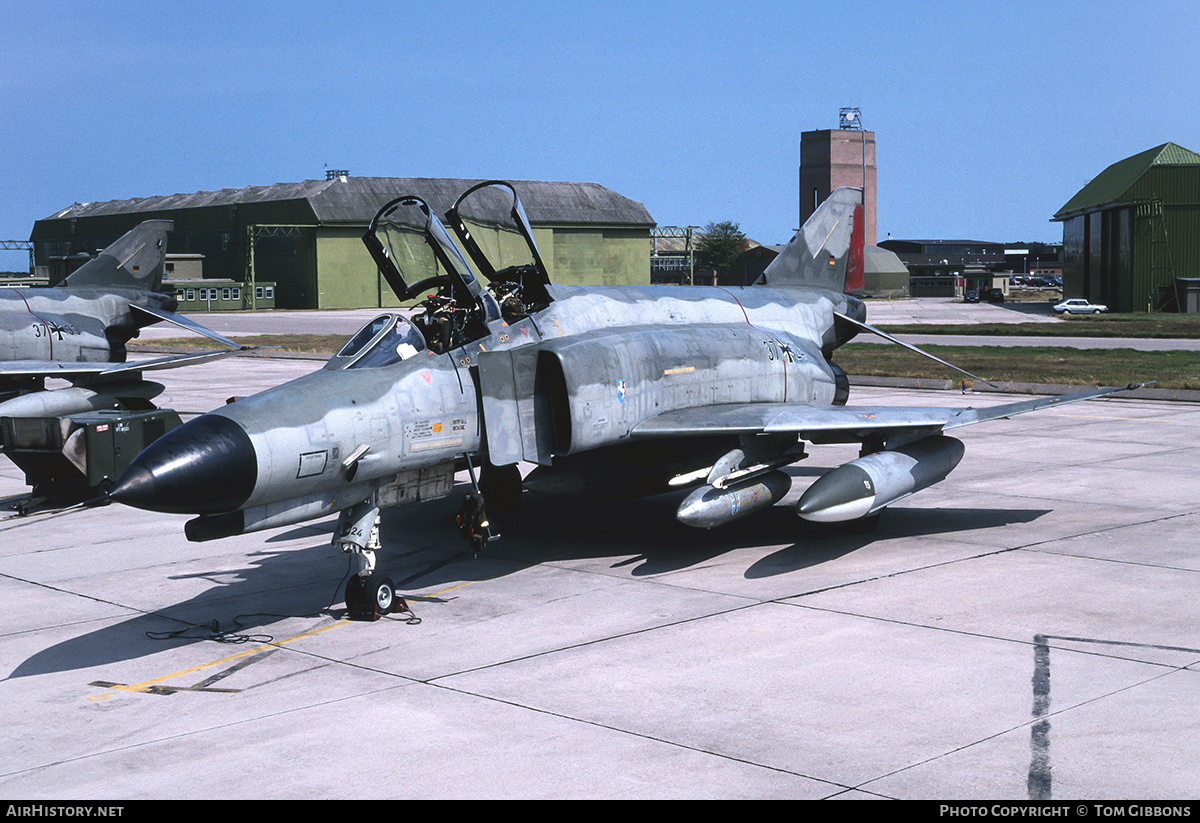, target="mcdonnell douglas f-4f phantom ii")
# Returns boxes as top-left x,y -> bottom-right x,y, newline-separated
0,219 -> 242,419
109,182 -> 1143,616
